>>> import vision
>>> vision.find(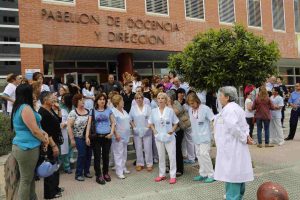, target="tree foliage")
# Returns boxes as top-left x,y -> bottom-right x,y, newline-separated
168,25 -> 280,91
